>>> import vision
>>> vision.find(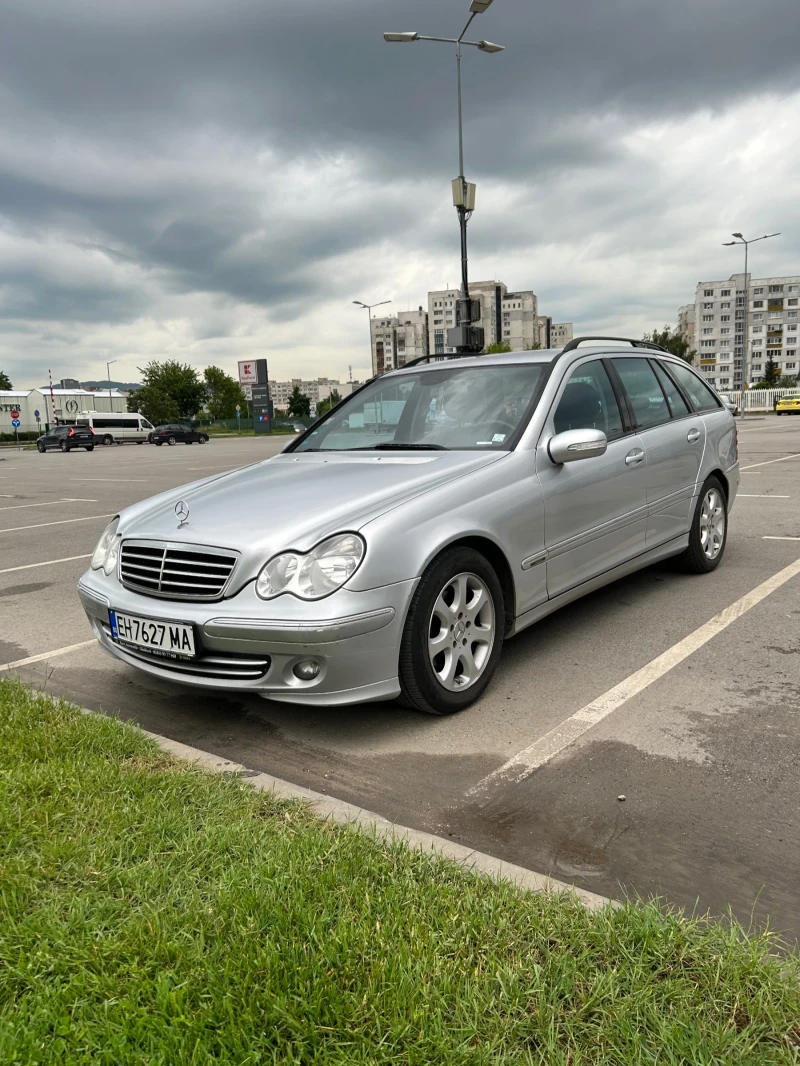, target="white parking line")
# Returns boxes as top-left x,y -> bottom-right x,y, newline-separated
0,499 -> 98,512
737,494 -> 791,498
0,640 -> 96,673
0,514 -> 114,534
763,536 -> 800,542
71,478 -> 148,483
468,556 -> 800,797
0,554 -> 92,575
741,453 -> 800,470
